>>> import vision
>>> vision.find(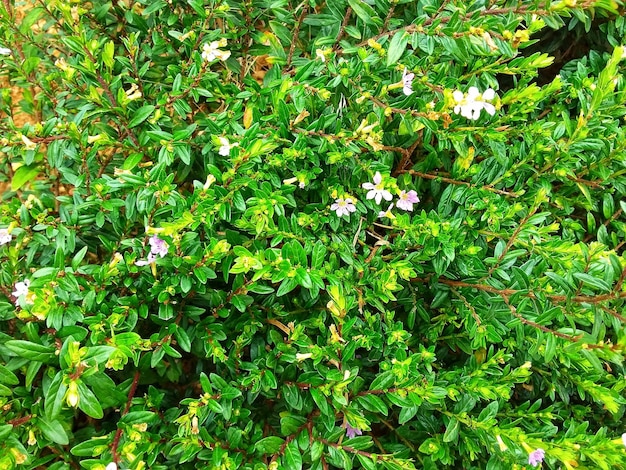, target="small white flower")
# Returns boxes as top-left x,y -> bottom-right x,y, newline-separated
12,279 -> 31,305
218,137 -> 238,156
316,48 -> 326,62
0,228 -> 11,245
0,47 -> 12,56
330,197 -> 357,218
452,86 -> 497,120
622,432 -> 626,447
202,39 -> 231,62
362,172 -> 392,205
105,463 -> 118,470
402,69 -> 414,96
